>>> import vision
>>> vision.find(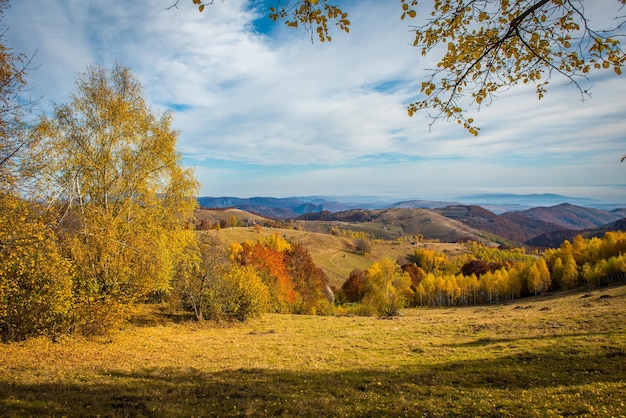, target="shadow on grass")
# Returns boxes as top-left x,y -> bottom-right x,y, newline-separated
1,347 -> 625,417
446,331 -> 614,348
